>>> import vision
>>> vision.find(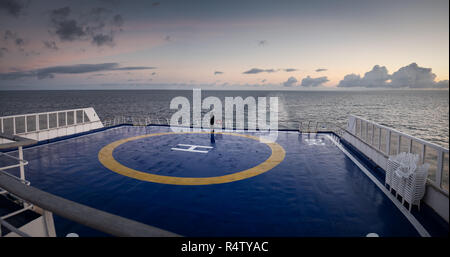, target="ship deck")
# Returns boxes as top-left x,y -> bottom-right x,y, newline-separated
1,125 -> 448,237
